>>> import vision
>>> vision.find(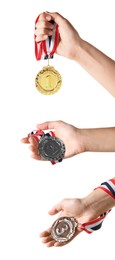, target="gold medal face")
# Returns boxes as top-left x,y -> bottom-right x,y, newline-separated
35,66 -> 62,95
